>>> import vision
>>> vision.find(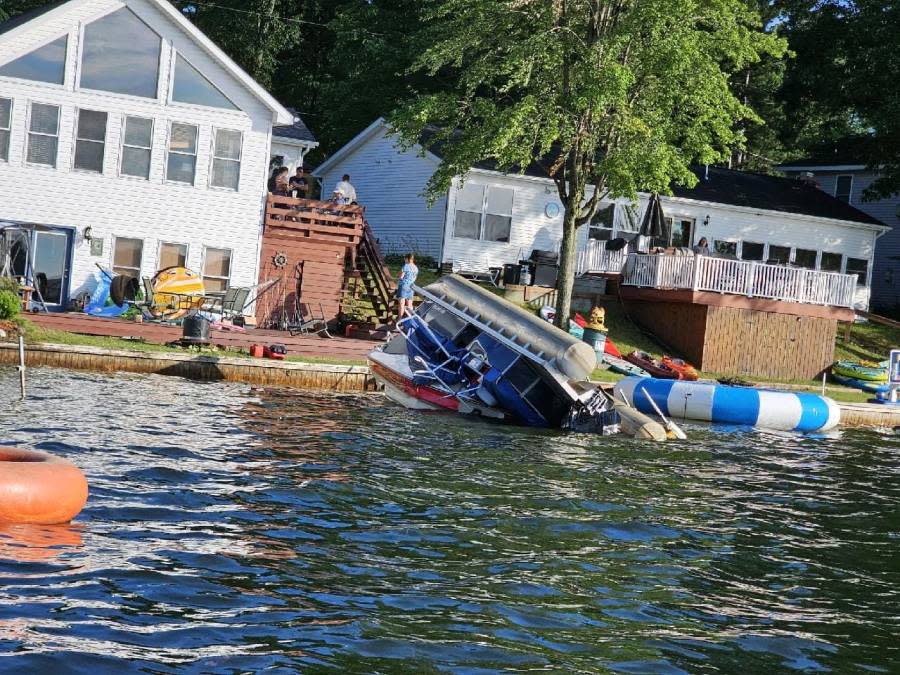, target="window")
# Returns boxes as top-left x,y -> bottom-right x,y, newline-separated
73,109 -> 107,173
80,8 -> 161,98
113,237 -> 143,278
821,251 -> 843,273
741,241 -> 765,261
846,257 -> 868,286
666,218 -> 694,248
172,54 -> 238,110
158,242 -> 187,270
768,245 -> 790,265
483,187 -> 514,242
0,35 -> 67,85
714,240 -> 737,257
794,248 -> 817,269
26,102 -> 59,167
835,175 -> 853,203
588,204 -> 616,241
120,116 -> 153,179
210,128 -> 242,190
453,184 -> 514,242
0,98 -> 10,162
166,122 -> 198,184
203,247 -> 231,293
